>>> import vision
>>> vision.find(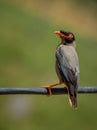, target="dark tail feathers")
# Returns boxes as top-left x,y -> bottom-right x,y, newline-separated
67,84 -> 78,109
